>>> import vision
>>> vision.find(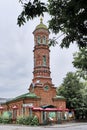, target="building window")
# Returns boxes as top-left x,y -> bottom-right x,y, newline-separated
43,55 -> 46,66
22,107 -> 25,116
13,110 -> 17,119
42,36 -> 46,44
37,36 -> 41,44
29,108 -> 32,116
